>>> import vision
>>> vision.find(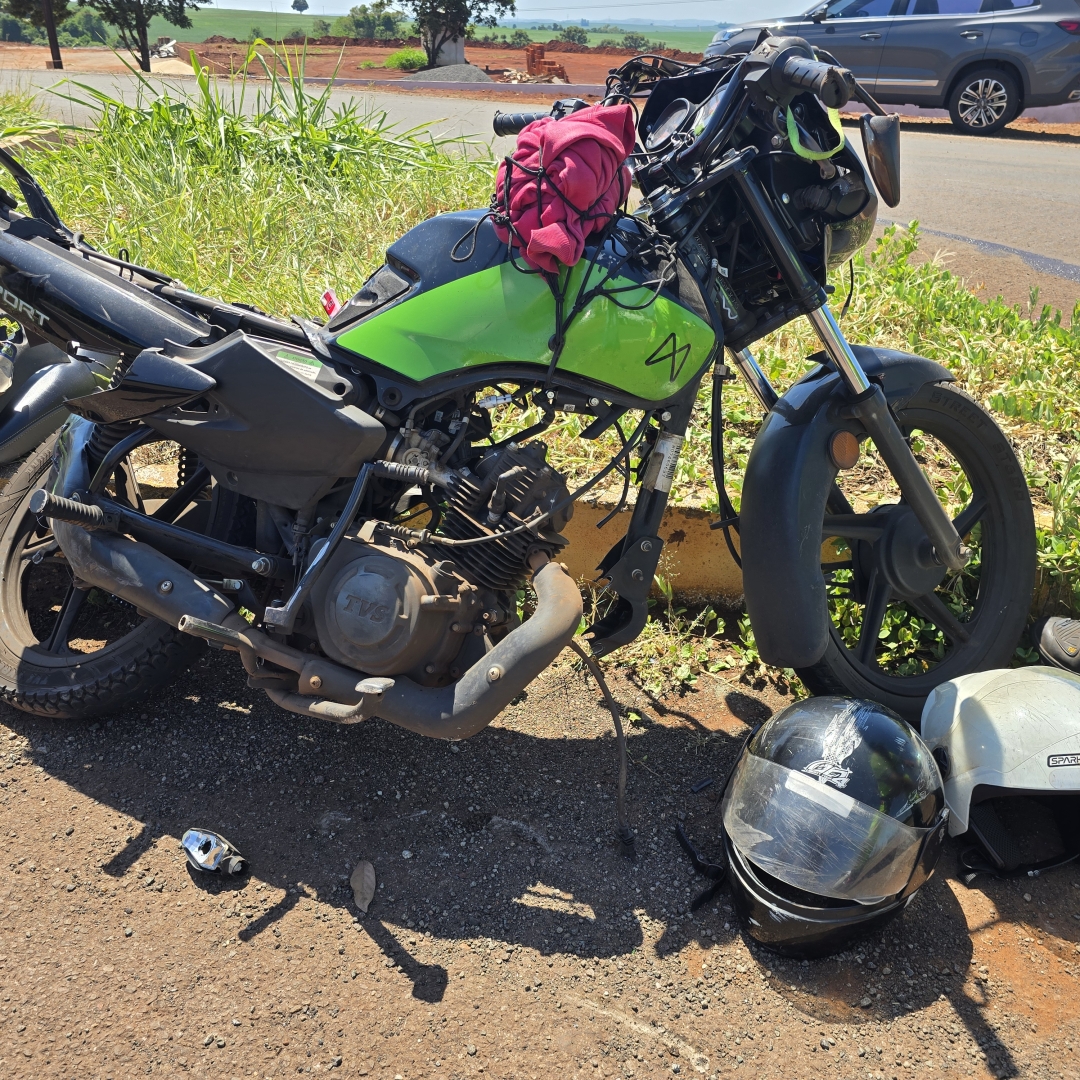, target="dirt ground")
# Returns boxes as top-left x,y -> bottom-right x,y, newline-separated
1,649 -> 1078,1080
